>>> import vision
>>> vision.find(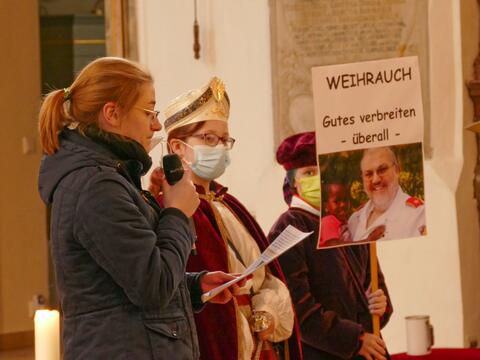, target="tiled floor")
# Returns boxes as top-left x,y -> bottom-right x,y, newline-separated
0,347 -> 34,360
